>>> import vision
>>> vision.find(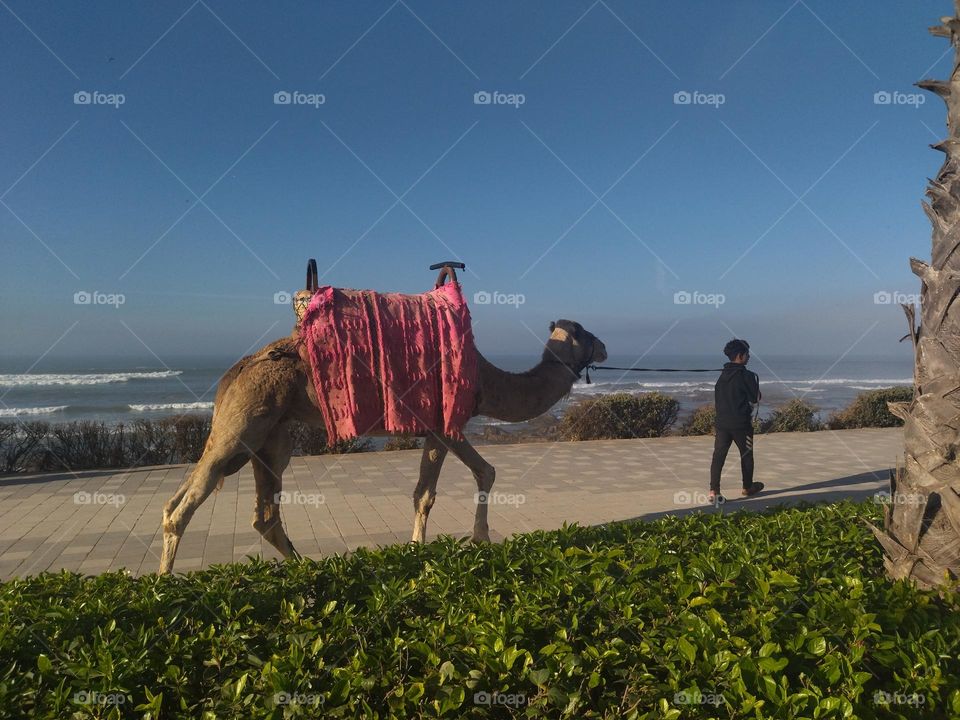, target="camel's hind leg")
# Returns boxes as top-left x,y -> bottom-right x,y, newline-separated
159,419 -> 272,574
251,423 -> 300,559
160,452 -> 238,574
445,437 -> 496,543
